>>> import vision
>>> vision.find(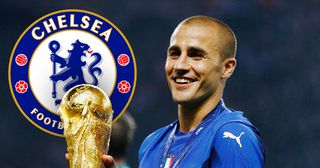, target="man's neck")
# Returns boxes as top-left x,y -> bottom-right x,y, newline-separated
178,92 -> 222,133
